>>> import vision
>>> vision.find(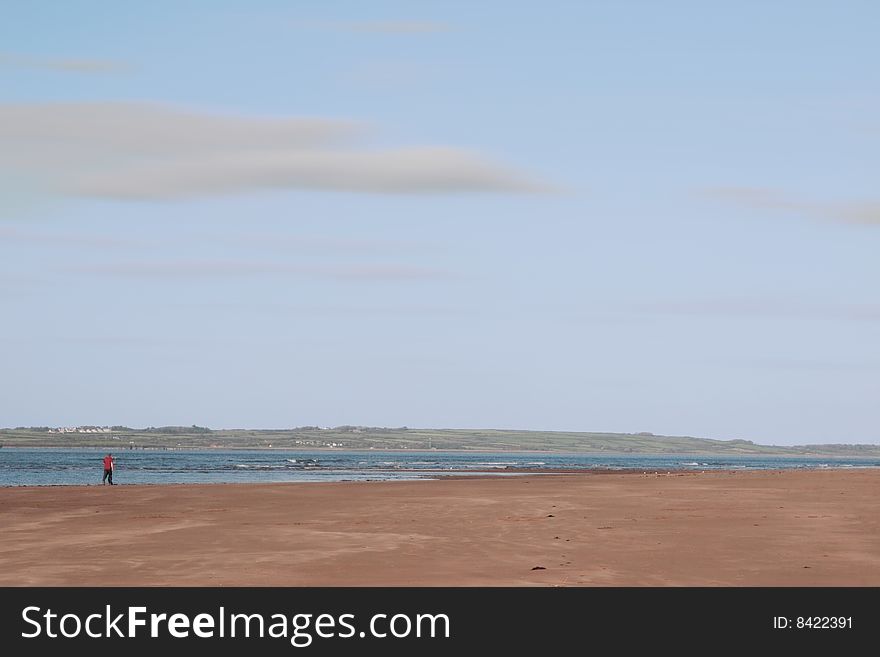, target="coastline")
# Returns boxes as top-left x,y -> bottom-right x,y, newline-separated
3,444 -> 878,456
1,469 -> 878,586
